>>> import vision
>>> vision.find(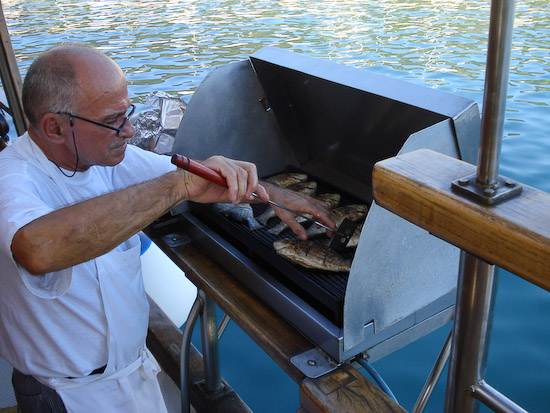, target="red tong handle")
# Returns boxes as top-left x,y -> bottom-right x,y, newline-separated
171,154 -> 228,188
